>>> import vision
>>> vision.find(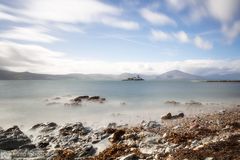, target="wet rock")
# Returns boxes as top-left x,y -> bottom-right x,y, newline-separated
42,122 -> 58,133
48,148 -> 76,160
88,96 -> 100,101
79,144 -> 96,157
165,146 -> 172,154
121,102 -> 127,106
19,144 -> 36,150
172,113 -> 184,119
161,112 -> 184,120
107,122 -> 117,129
74,96 -> 89,102
60,122 -> 91,136
38,141 -> 49,148
147,121 -> 161,129
110,129 -> 125,143
31,123 -> 46,130
31,122 -> 58,133
185,100 -> 202,106
119,153 -> 138,160
0,126 -> 31,150
46,102 -> 60,106
161,113 -> 172,120
165,100 -> 180,105
53,97 -> 61,100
